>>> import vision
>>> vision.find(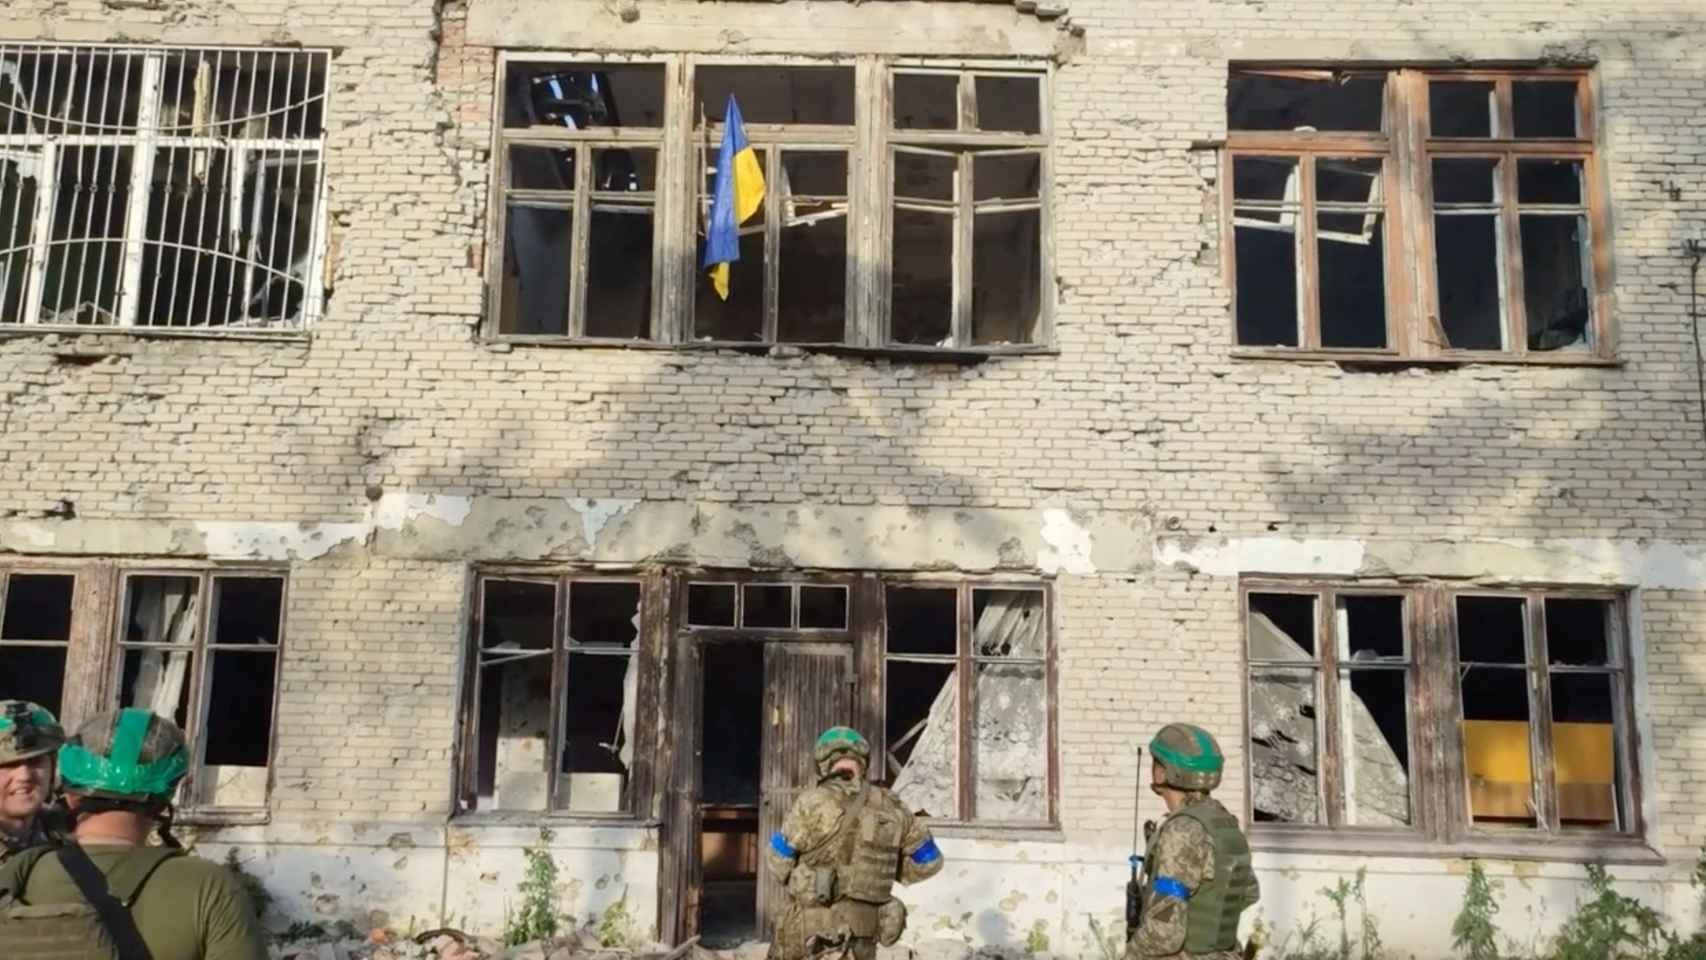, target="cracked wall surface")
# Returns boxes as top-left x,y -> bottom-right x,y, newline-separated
2,0 -> 1705,953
